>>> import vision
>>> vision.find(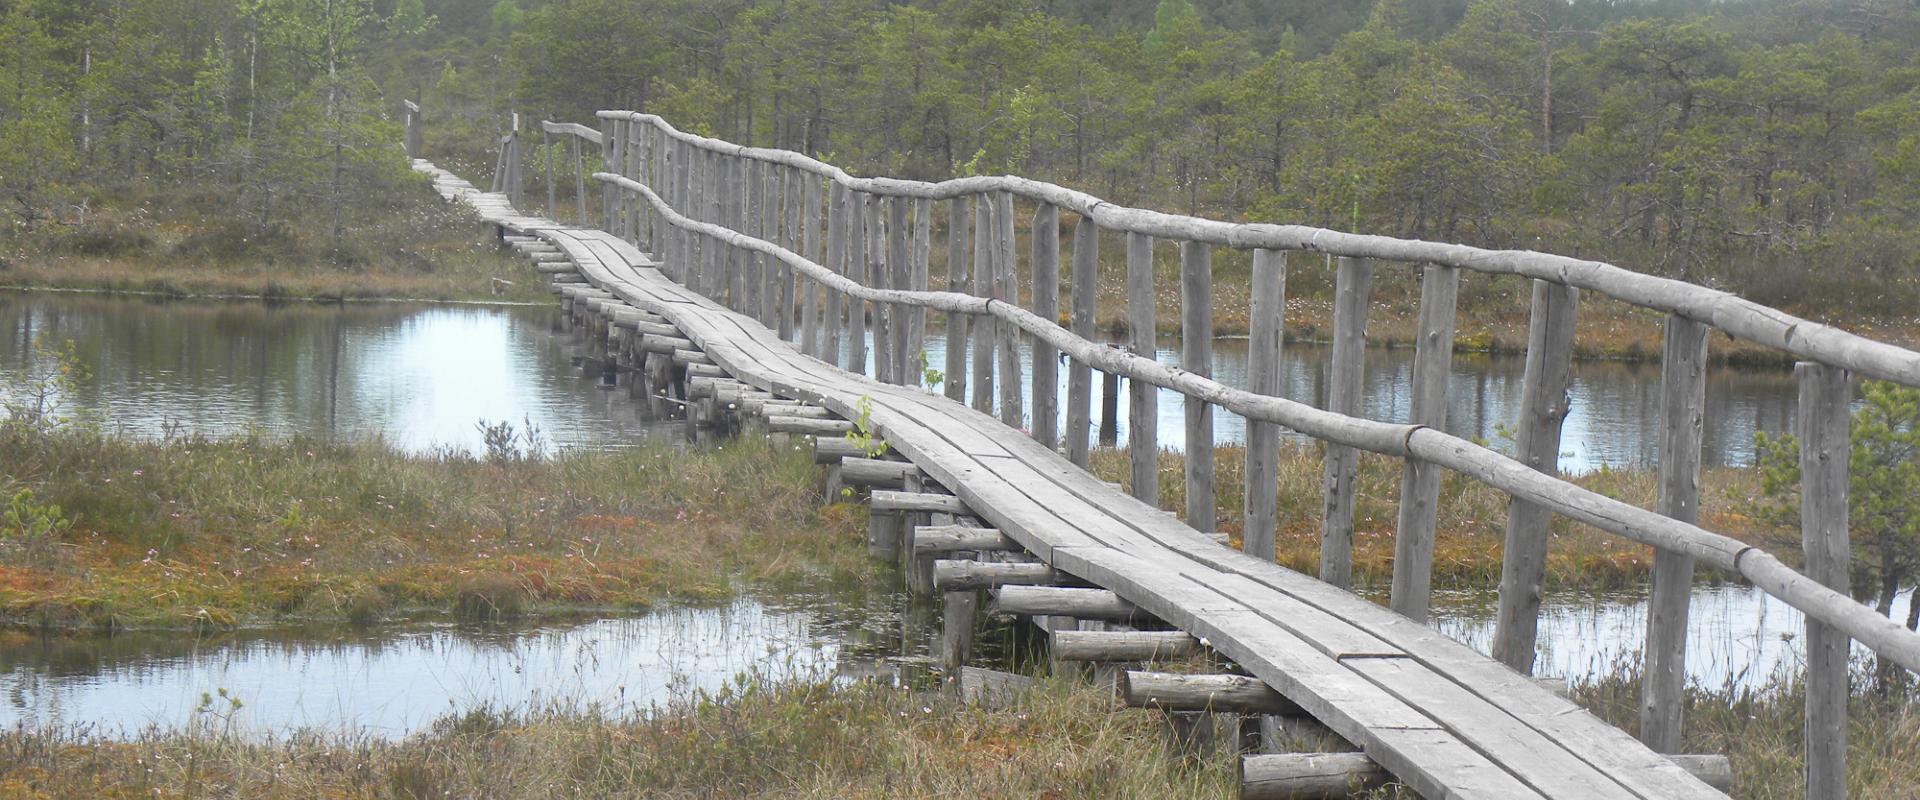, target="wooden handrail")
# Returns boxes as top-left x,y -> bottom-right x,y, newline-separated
596,167 -> 1920,674
598,109 -> 1920,388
